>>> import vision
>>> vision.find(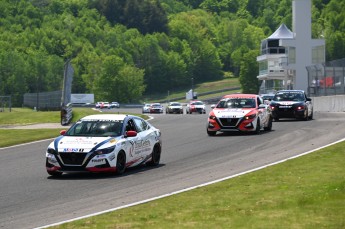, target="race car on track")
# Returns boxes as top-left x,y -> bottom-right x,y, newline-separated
269,90 -> 313,121
186,100 -> 206,114
206,94 -> 272,136
166,102 -> 183,114
142,103 -> 151,113
45,114 -> 162,177
149,103 -> 164,113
